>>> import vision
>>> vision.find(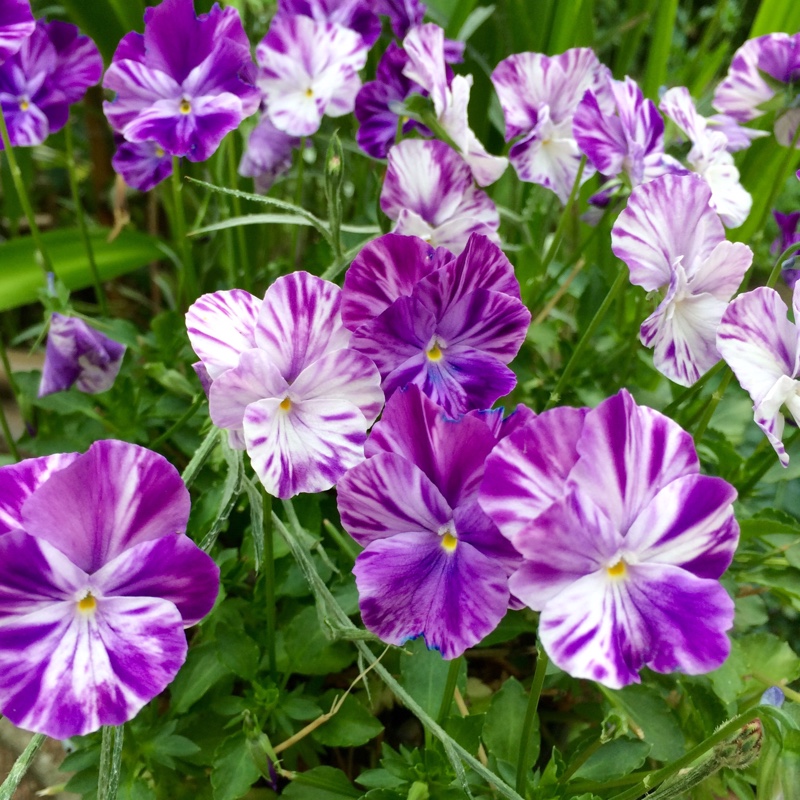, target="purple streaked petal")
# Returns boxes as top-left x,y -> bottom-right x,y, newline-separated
337,450 -> 452,546
688,240 -> 751,298
254,271 -> 351,383
112,138 -> 173,192
453,499 -> 522,575
186,289 -> 261,380
573,87 -> 627,176
376,0 -> 424,39
394,204 -> 501,256
659,86 -> 706,143
698,156 -> 752,229
238,113 -> 299,191
0,0 -> 34,65
21,440 -> 190,574
707,113 -> 769,151
277,0 -> 381,47
43,21 -> 102,106
402,23 -> 448,115
354,532 -> 509,659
